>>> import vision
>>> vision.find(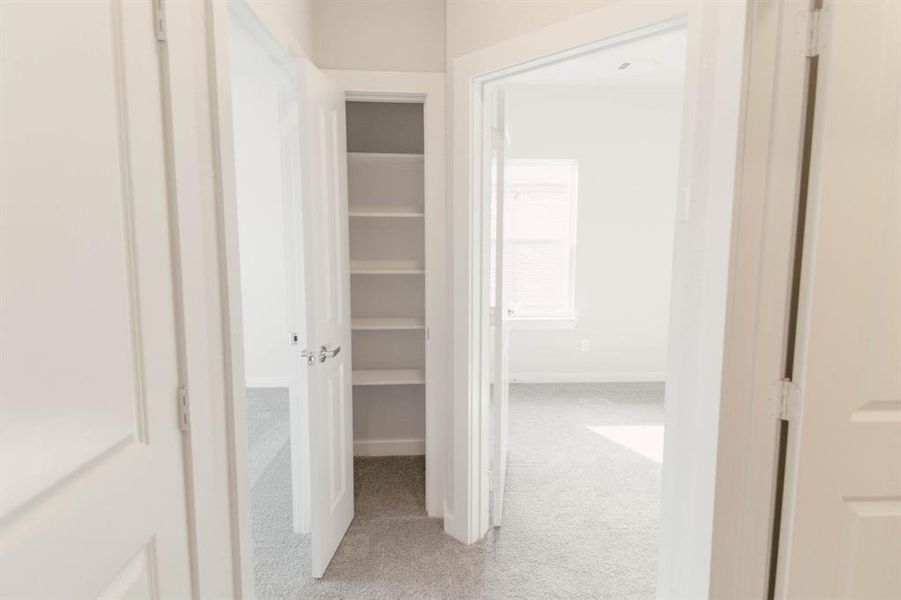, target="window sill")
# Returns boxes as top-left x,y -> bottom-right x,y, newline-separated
508,317 -> 578,330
